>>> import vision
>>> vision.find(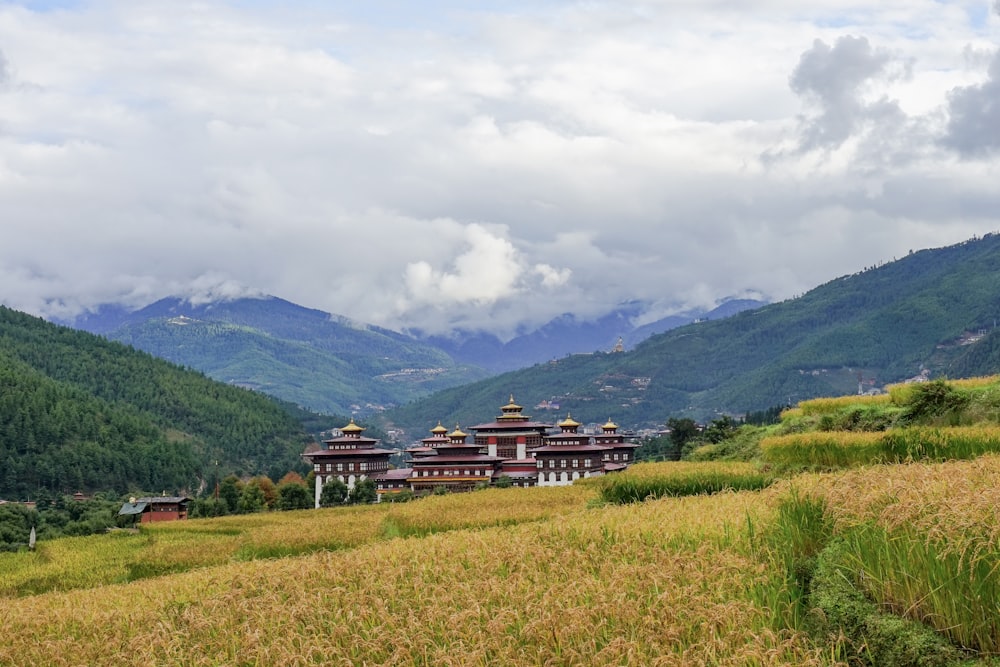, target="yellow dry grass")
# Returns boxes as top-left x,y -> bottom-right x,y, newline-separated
769,456 -> 1000,652
795,393 -> 892,416
0,491 -> 833,667
779,455 -> 1000,559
